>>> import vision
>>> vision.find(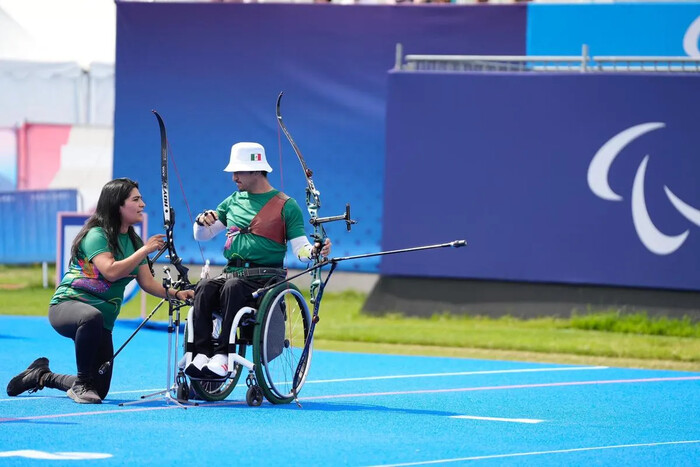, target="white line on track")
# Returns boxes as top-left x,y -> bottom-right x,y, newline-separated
0,400 -> 248,423
107,388 -> 163,395
302,365 -> 609,384
300,376 -> 700,401
2,375 -> 697,423
0,366 -> 607,403
0,388 -> 165,402
366,440 -> 700,466
450,415 -> 545,424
